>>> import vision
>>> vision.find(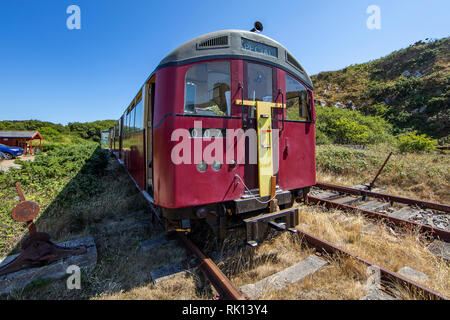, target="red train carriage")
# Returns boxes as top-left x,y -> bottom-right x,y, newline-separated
111,24 -> 316,244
